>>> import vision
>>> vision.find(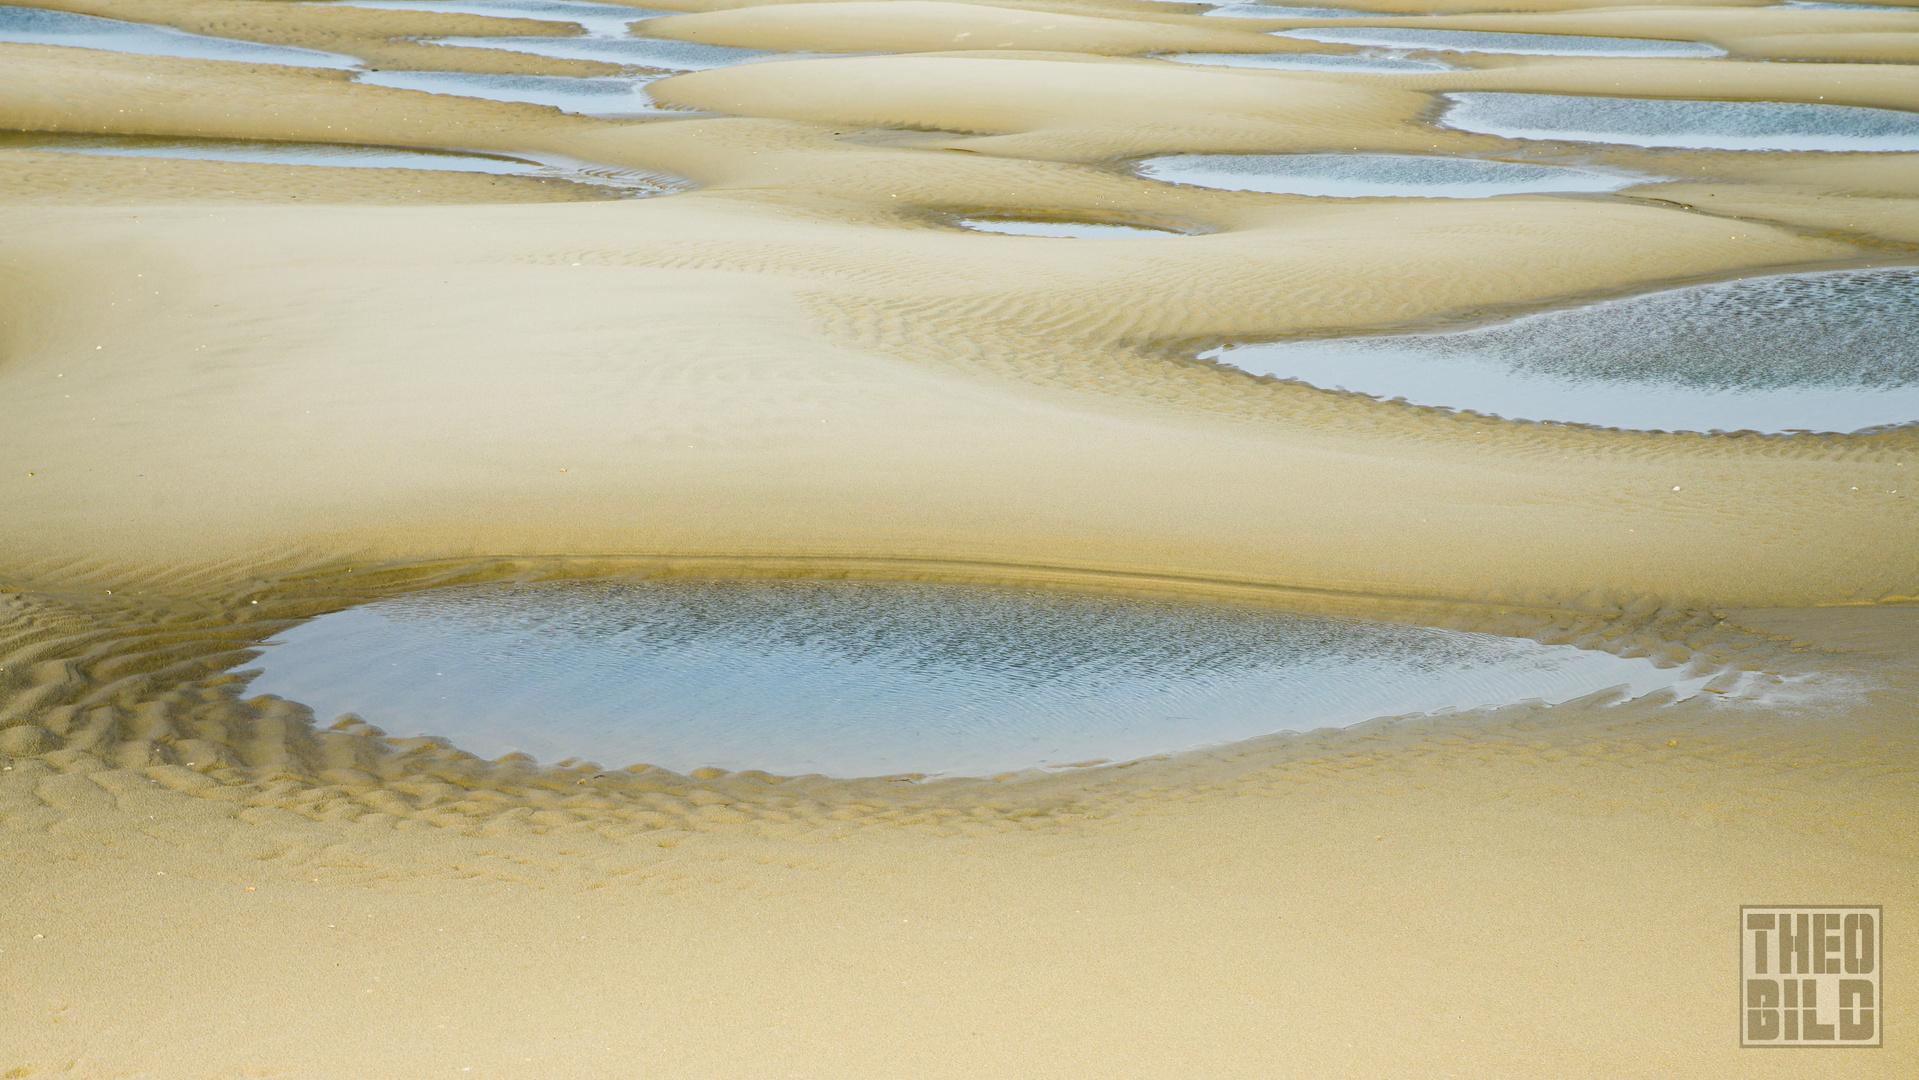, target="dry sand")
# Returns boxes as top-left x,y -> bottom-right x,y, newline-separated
1,0 -> 1915,1076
